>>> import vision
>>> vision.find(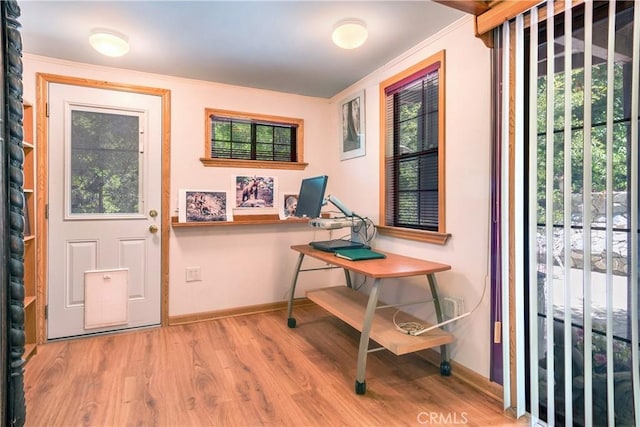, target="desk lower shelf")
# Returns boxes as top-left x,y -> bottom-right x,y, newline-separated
307,286 -> 453,356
